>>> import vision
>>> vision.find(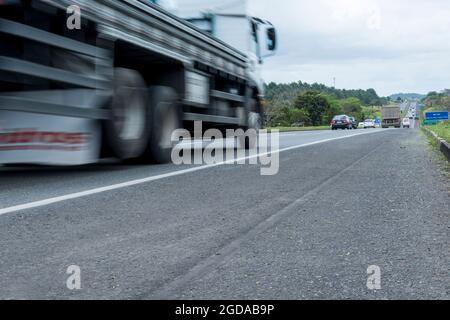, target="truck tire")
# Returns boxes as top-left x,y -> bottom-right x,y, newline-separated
105,68 -> 150,160
145,86 -> 181,164
238,99 -> 263,150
